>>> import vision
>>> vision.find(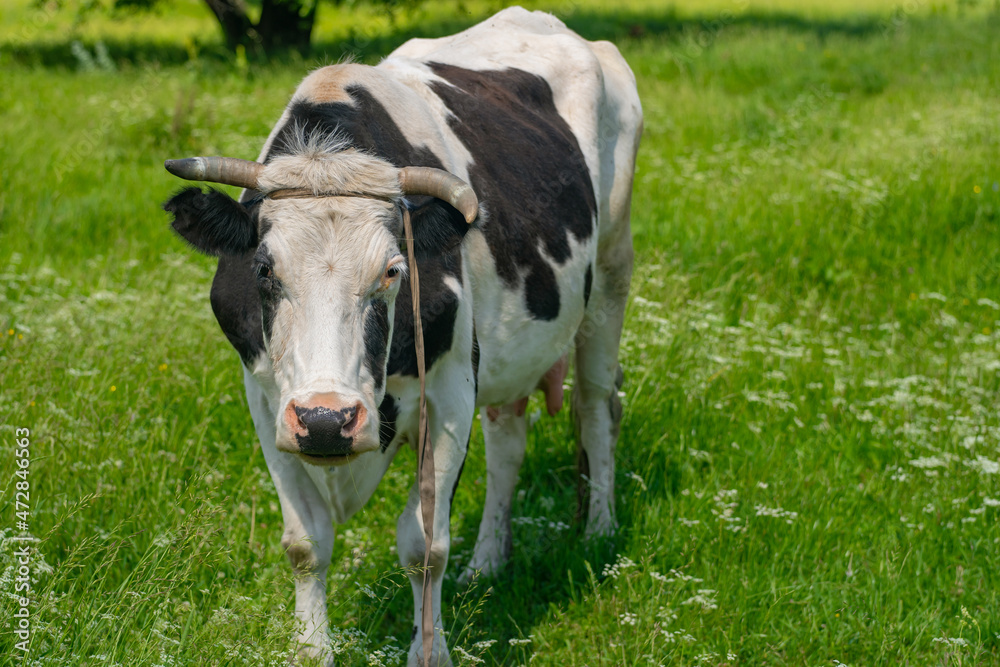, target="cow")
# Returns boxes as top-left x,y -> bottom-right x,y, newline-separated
162,7 -> 642,666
